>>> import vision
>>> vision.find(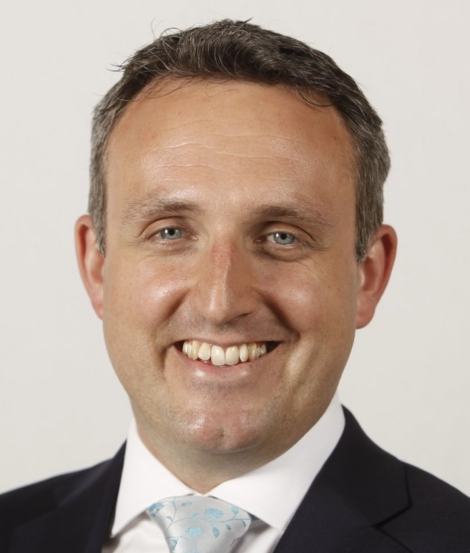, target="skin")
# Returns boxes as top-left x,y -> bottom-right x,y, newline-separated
76,80 -> 397,492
